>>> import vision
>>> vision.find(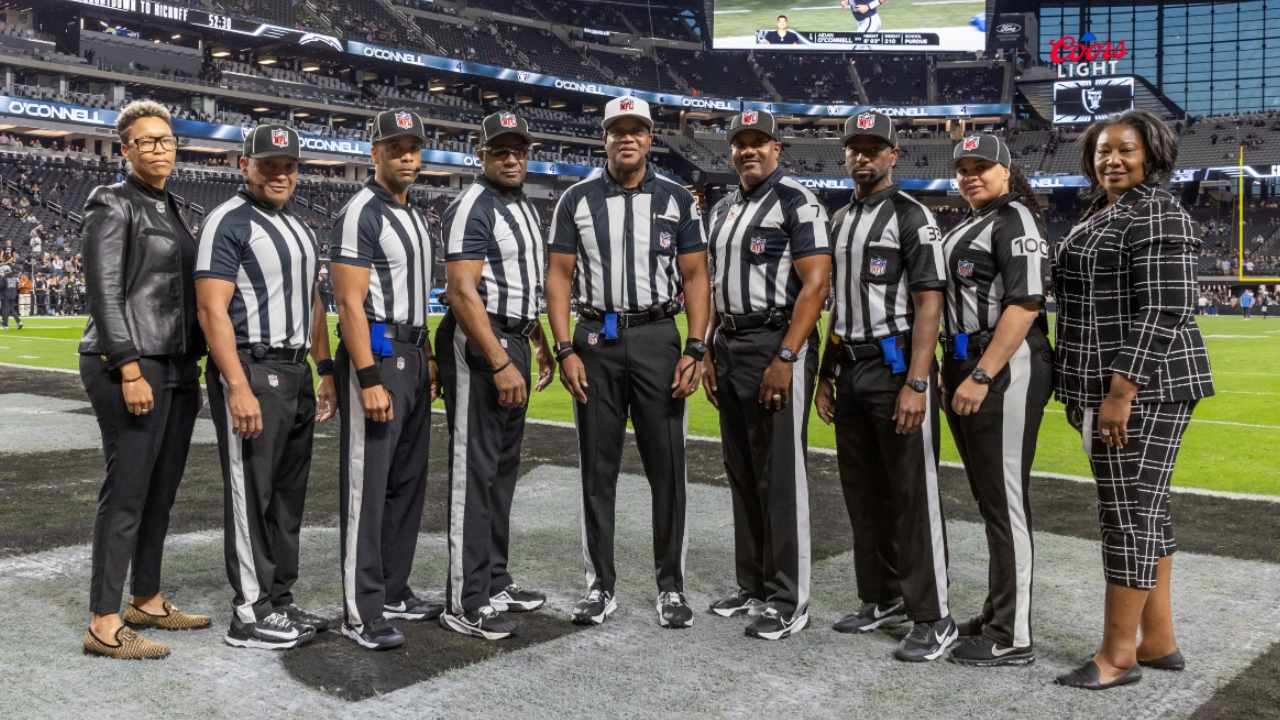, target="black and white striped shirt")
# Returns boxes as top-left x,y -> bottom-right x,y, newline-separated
442,176 -> 544,321
829,183 -> 945,342
942,193 -> 1047,337
548,166 -> 705,313
331,178 -> 434,327
707,168 -> 830,315
195,188 -> 319,349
